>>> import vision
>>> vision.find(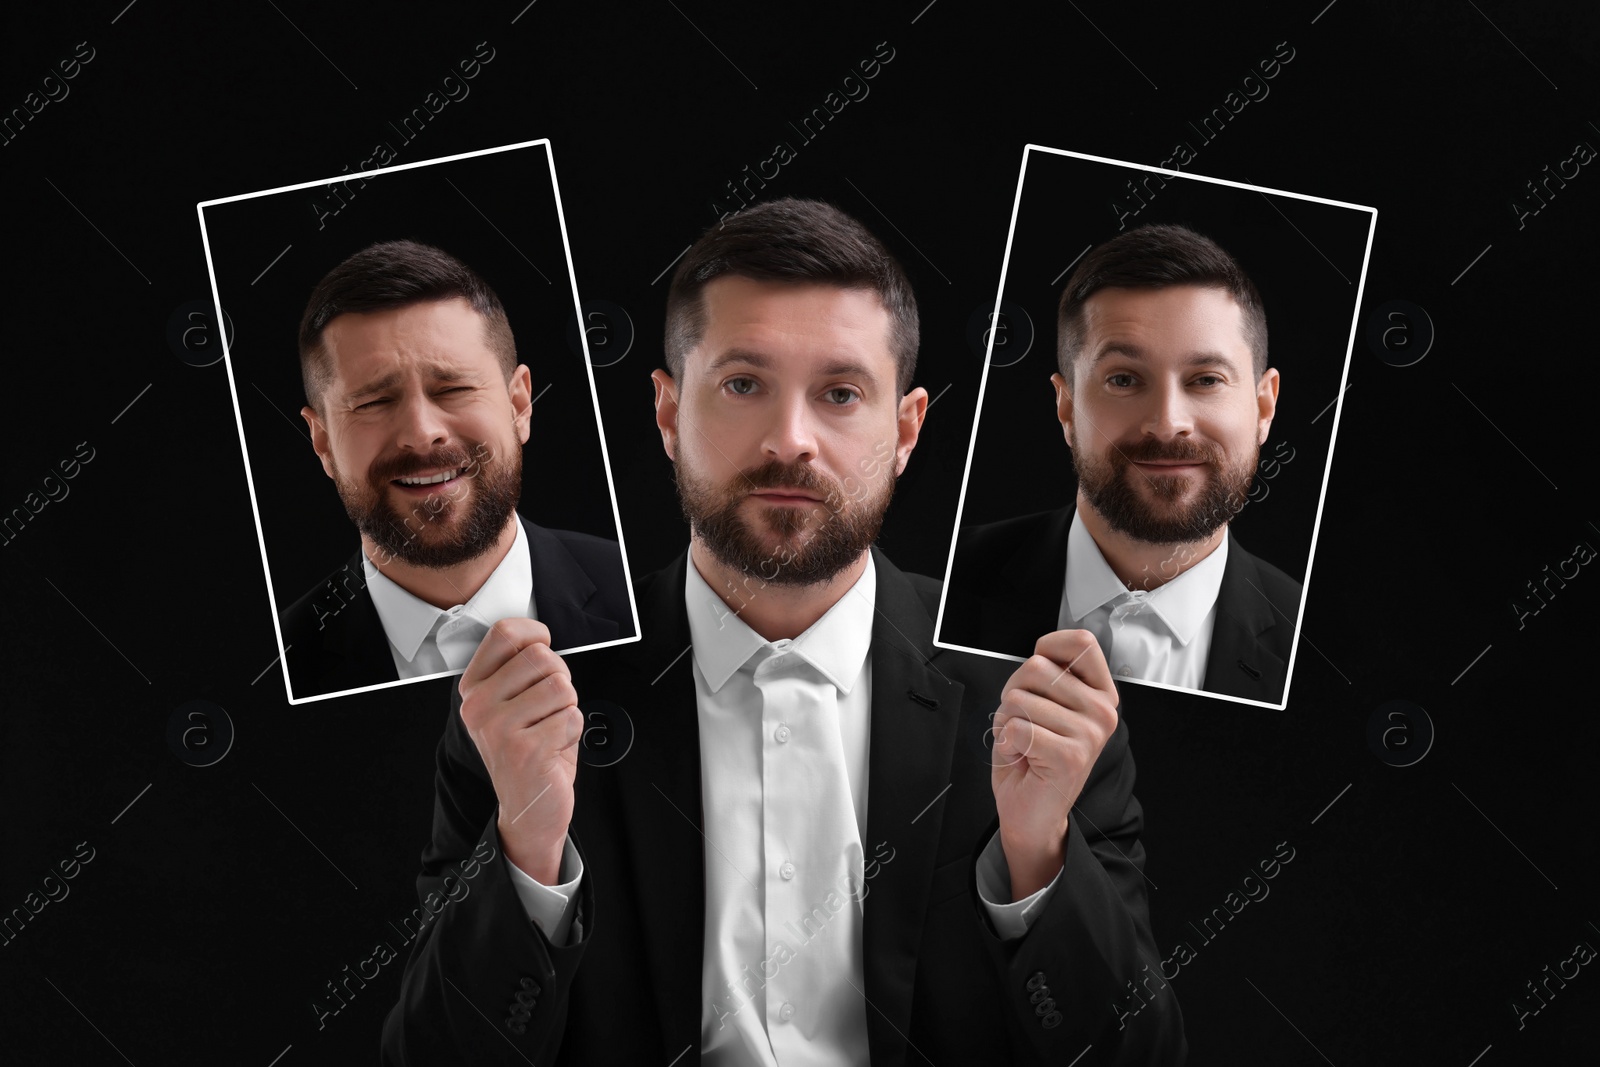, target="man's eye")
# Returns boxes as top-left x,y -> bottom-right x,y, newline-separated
726,377 -> 758,395
1107,373 -> 1137,388
1192,375 -> 1223,387
437,386 -> 471,397
823,387 -> 859,405
355,398 -> 390,410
